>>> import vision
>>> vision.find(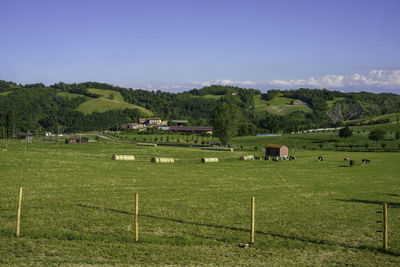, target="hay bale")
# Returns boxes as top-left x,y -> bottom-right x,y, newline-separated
240,155 -> 255,161
151,157 -> 174,163
137,143 -> 157,147
201,157 -> 219,163
112,154 -> 135,160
